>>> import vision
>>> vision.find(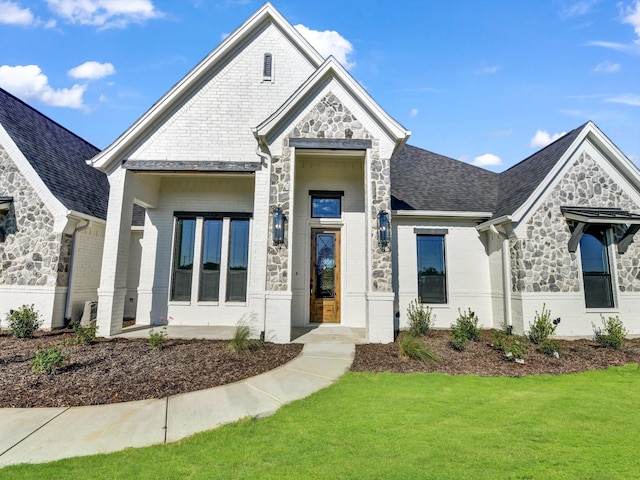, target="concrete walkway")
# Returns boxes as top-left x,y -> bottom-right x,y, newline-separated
0,326 -> 360,468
